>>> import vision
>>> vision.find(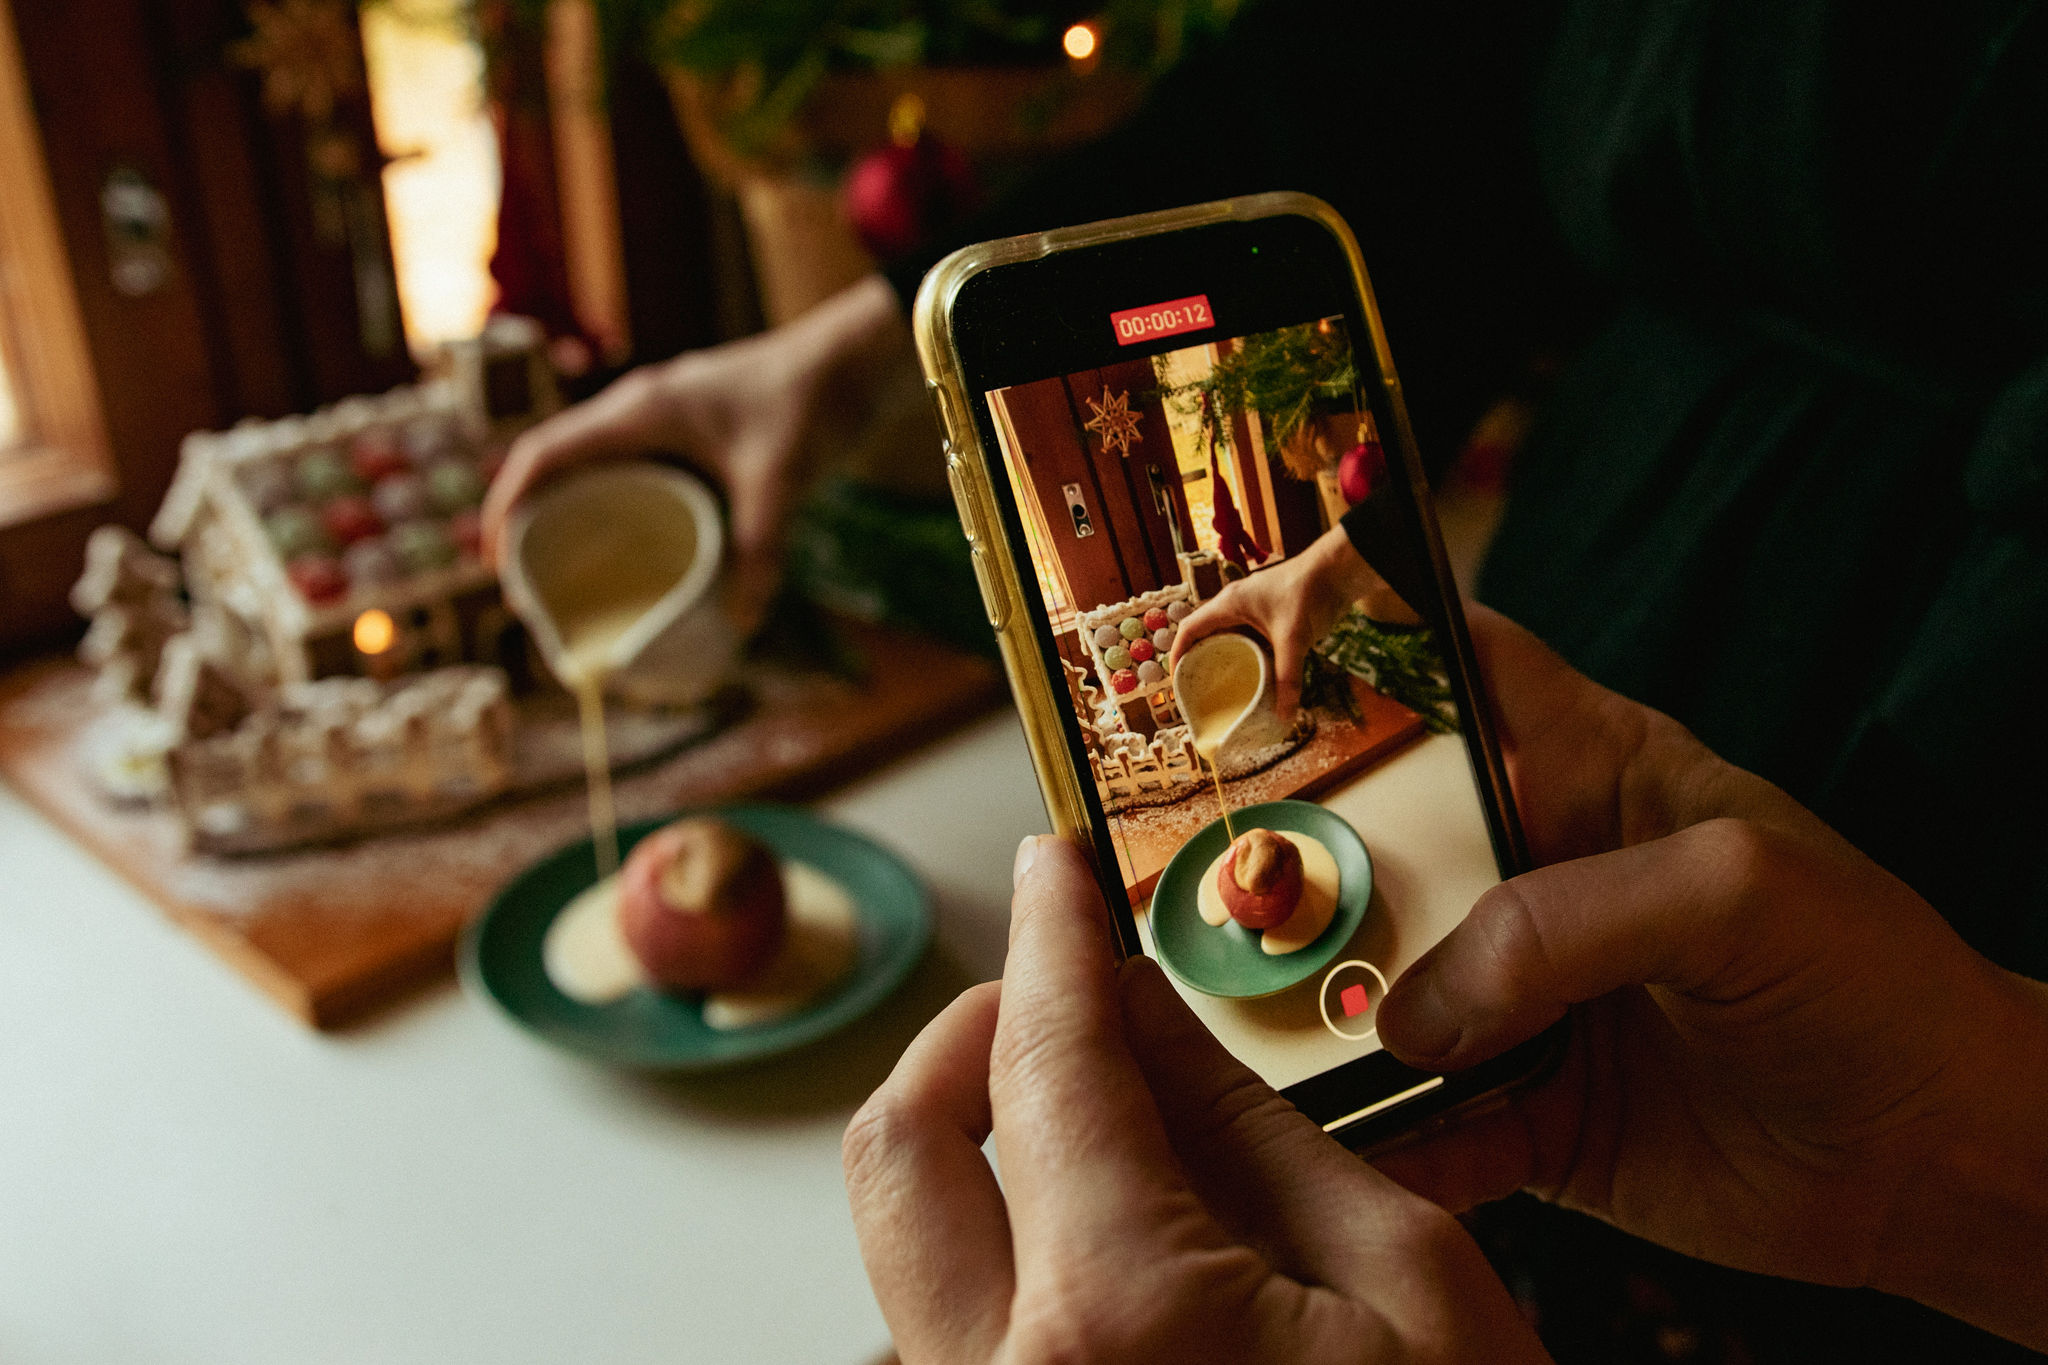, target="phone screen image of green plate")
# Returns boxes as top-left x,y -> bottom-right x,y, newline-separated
983,314 -> 1502,1094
